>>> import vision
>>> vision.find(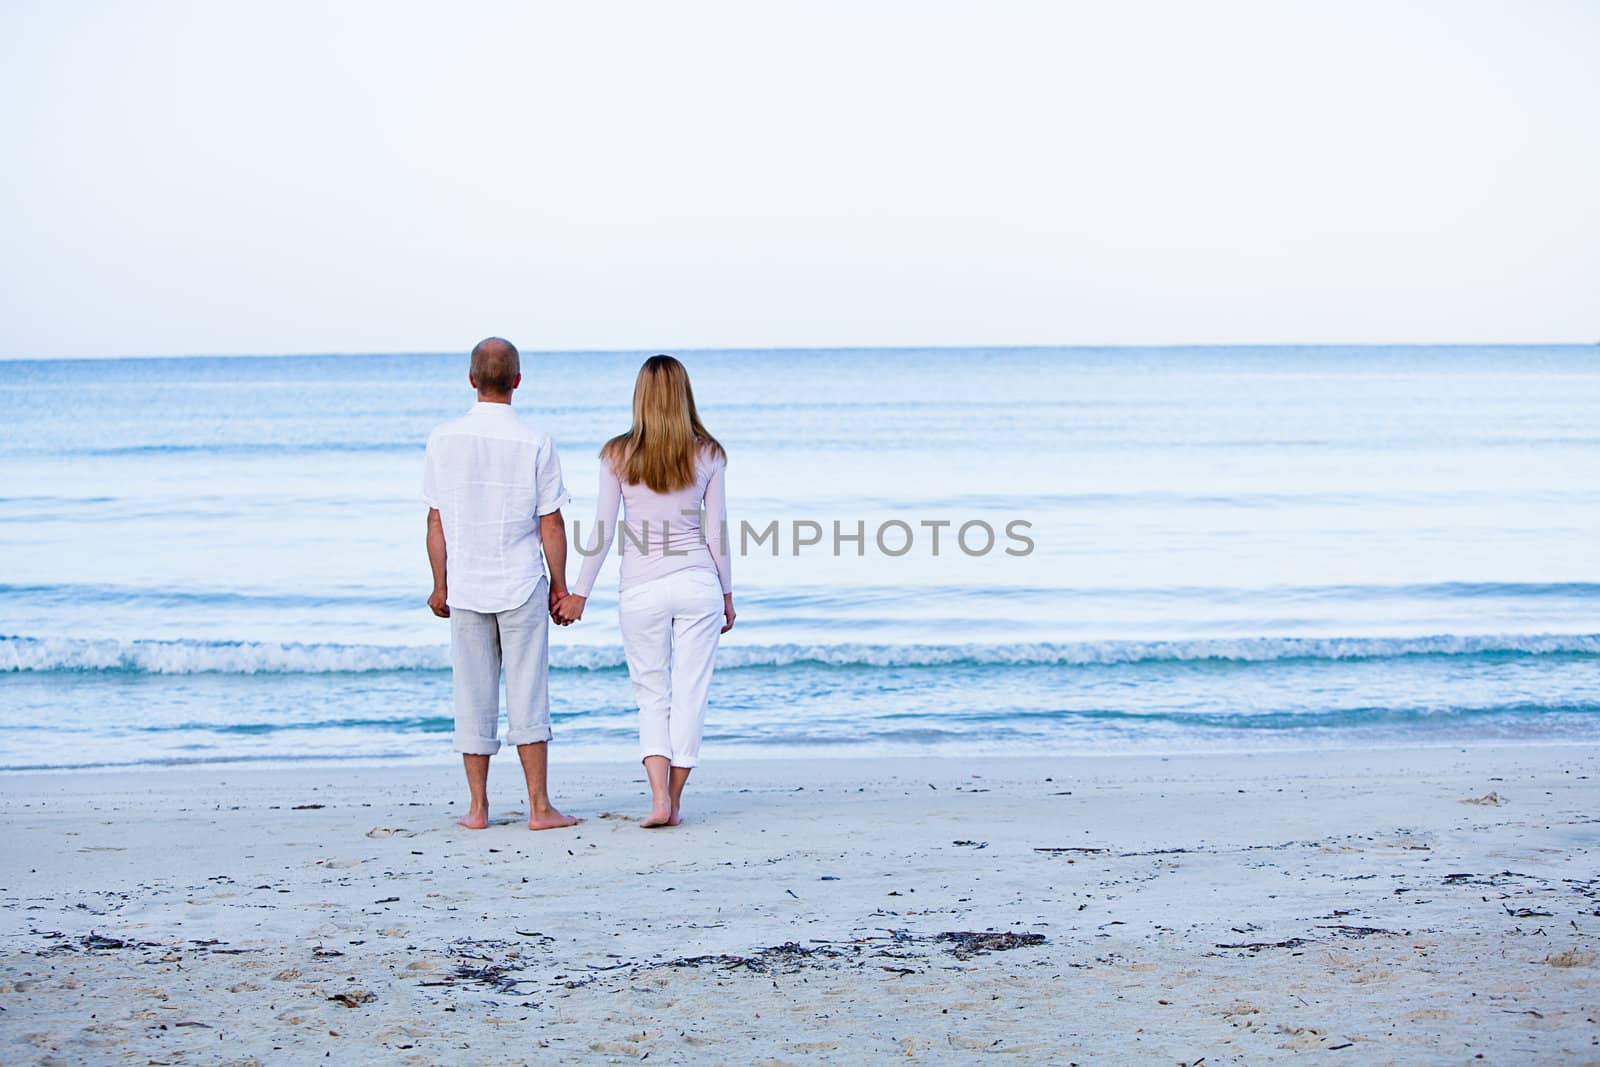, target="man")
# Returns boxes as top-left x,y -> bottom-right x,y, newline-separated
423,337 -> 578,831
